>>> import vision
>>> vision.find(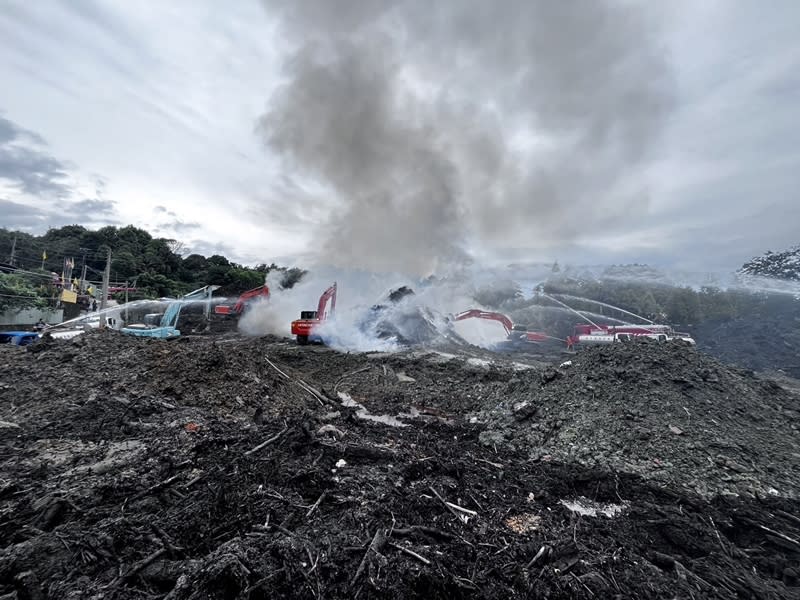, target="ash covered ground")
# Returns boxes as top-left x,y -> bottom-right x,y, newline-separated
1,330 -> 799,599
